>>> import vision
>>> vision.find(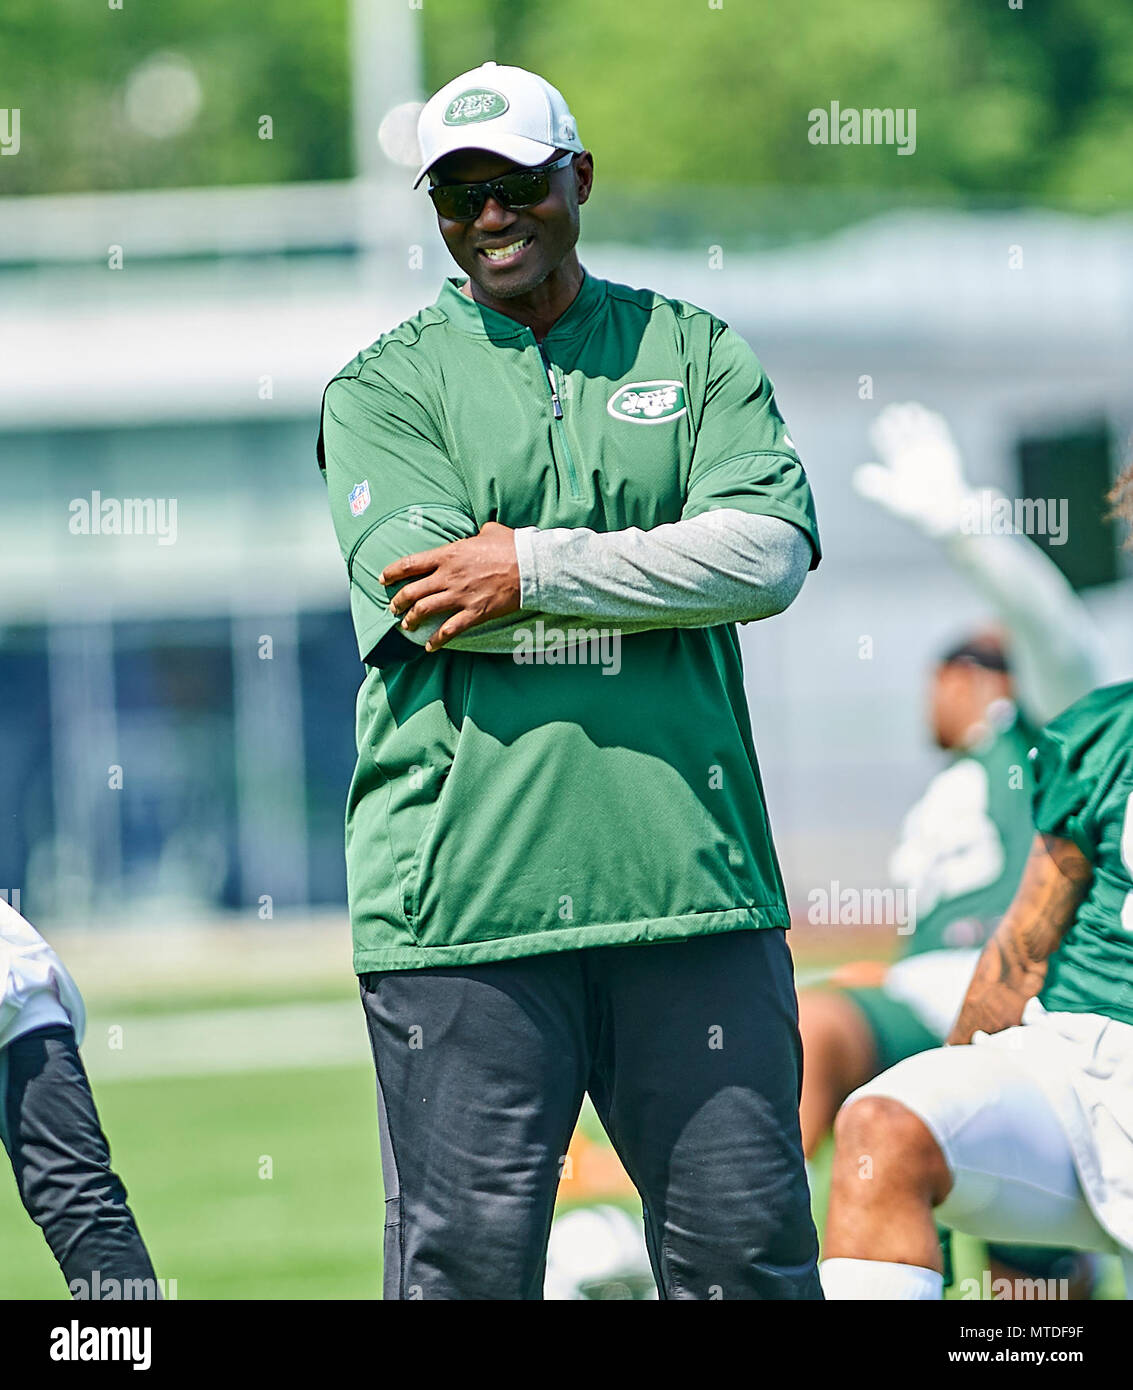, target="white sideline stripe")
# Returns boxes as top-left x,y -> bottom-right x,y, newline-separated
82,1001 -> 367,1082
81,972 -> 838,1083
